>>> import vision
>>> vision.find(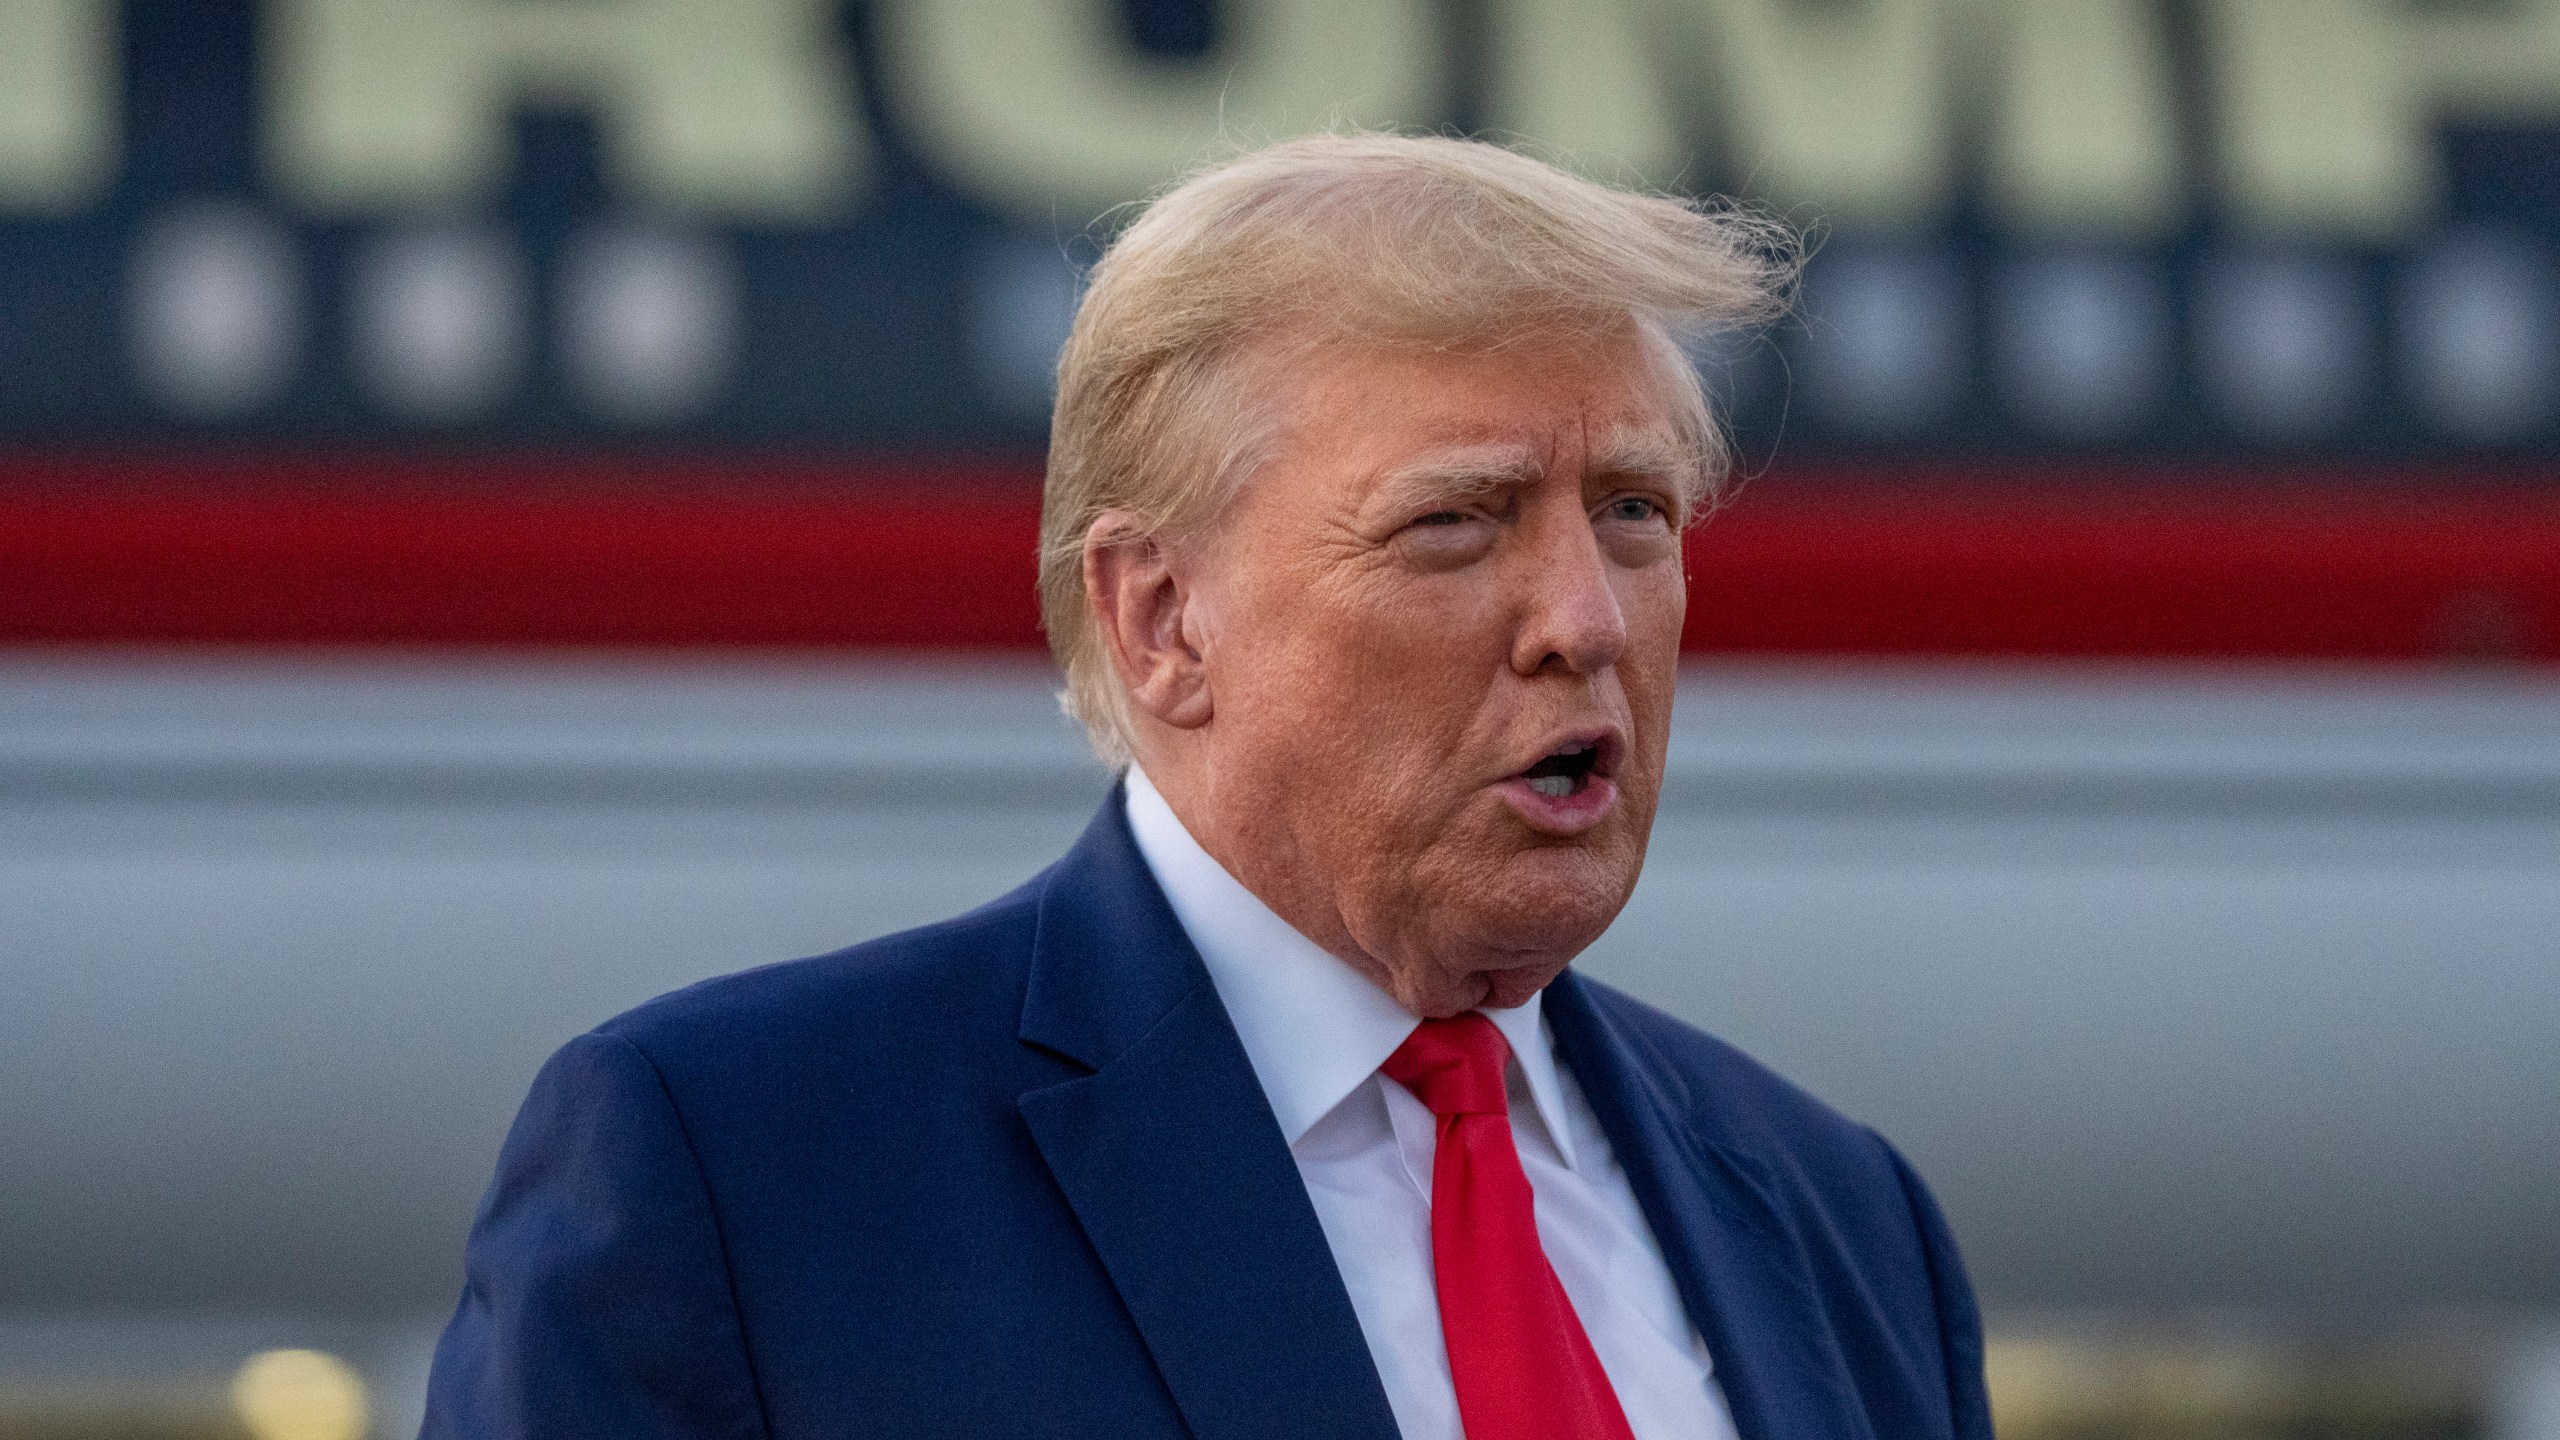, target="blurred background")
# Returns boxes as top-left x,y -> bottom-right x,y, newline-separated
2,1 -> 2556,1436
